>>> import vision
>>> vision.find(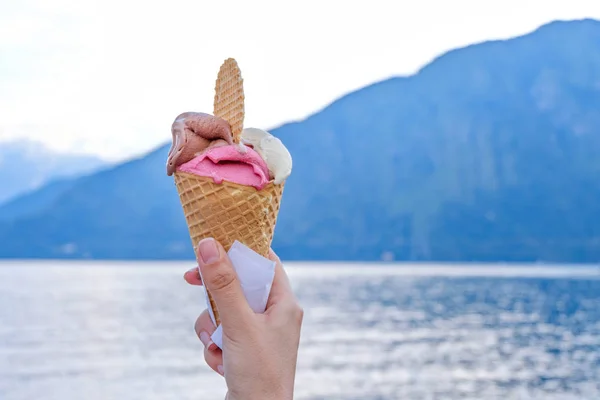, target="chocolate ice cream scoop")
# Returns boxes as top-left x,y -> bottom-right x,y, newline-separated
166,112 -> 233,176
